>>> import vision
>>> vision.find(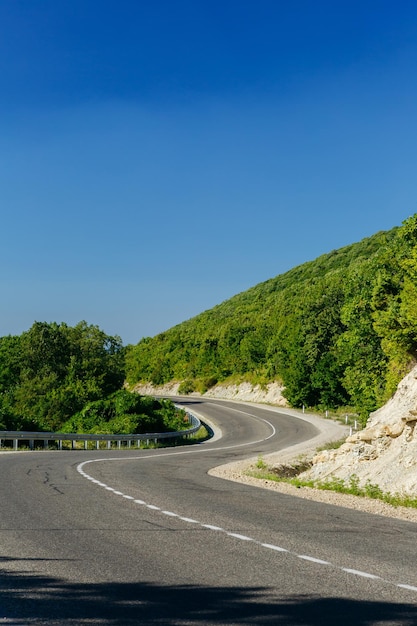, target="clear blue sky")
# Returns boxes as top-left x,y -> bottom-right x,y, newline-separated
1,1 -> 416,345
